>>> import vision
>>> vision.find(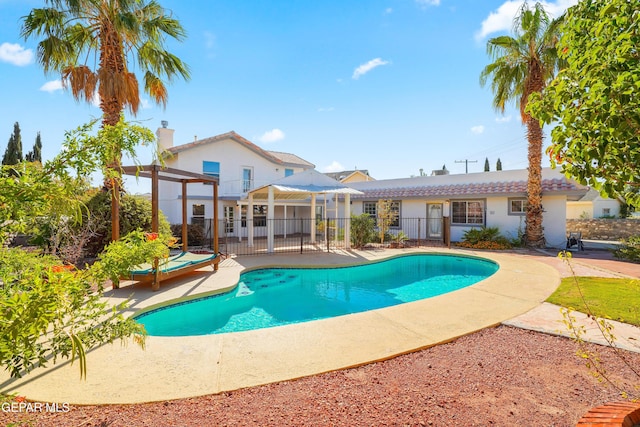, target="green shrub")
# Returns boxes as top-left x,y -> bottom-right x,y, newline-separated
0,247 -> 145,379
613,235 -> 640,263
350,213 -> 376,248
459,226 -> 512,250
81,190 -> 172,257
170,223 -> 205,247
